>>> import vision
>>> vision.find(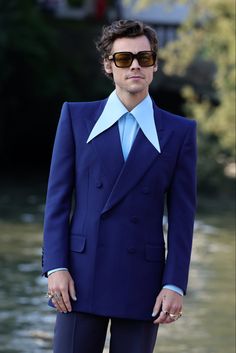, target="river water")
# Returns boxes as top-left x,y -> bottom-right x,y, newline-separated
0,181 -> 235,353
